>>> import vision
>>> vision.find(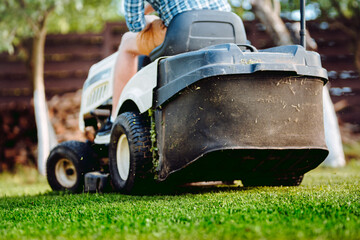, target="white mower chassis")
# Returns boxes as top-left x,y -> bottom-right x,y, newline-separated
79,53 -> 160,133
